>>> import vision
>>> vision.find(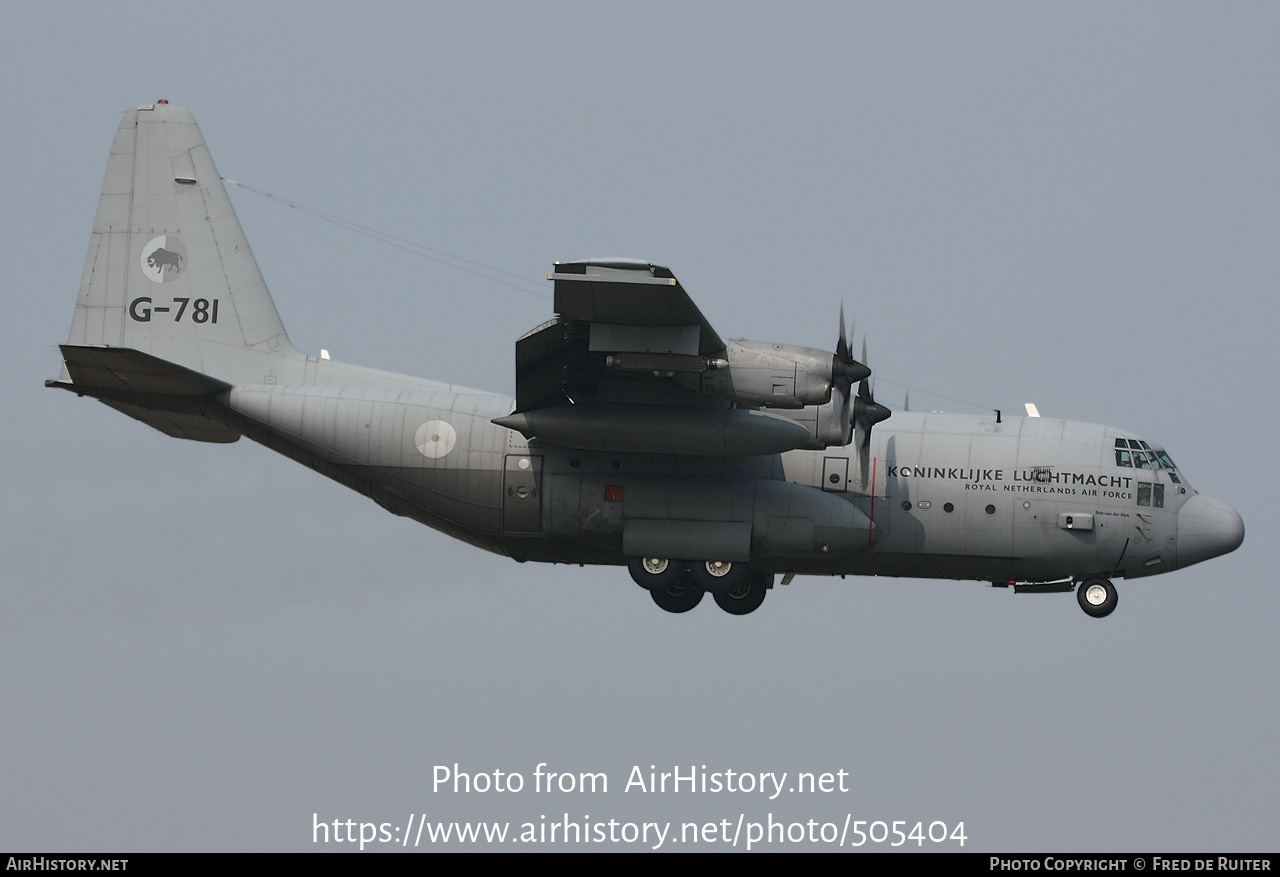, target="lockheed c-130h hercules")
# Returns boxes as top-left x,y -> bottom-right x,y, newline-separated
49,103 -> 1245,617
